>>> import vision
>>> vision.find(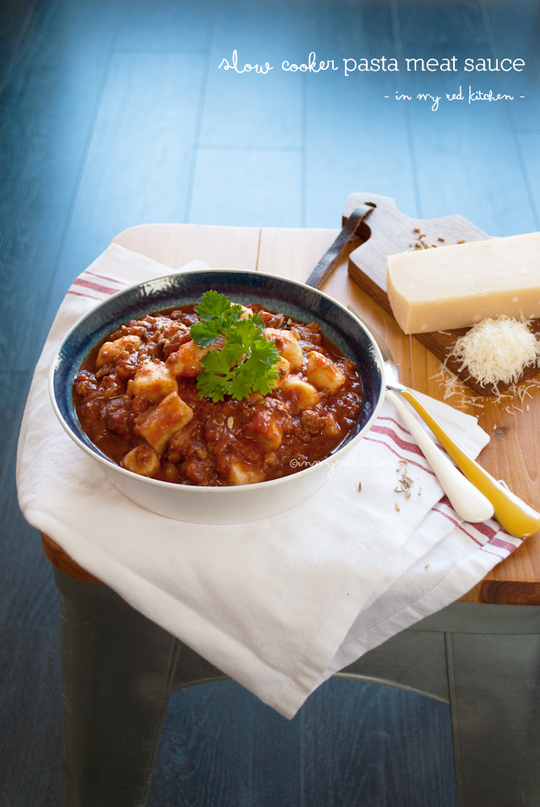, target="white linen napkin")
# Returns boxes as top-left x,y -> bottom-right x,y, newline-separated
16,244 -> 521,718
